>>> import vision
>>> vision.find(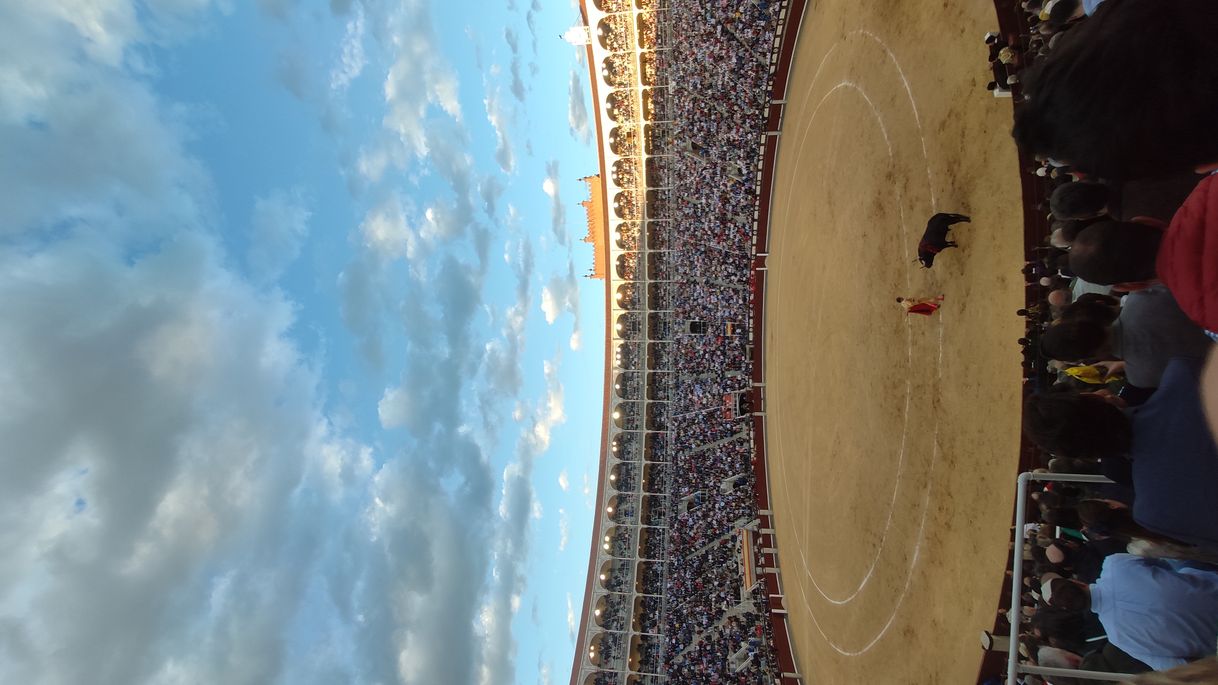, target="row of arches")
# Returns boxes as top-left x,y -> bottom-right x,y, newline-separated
612,371 -> 674,401
611,402 -> 670,432
586,633 -> 667,678
594,11 -> 666,52
604,493 -> 669,526
607,462 -> 670,495
584,671 -> 665,685
590,588 -> 665,632
614,341 -> 675,371
608,120 -> 678,156
604,79 -> 665,119
609,430 -> 669,461
592,0 -> 664,14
